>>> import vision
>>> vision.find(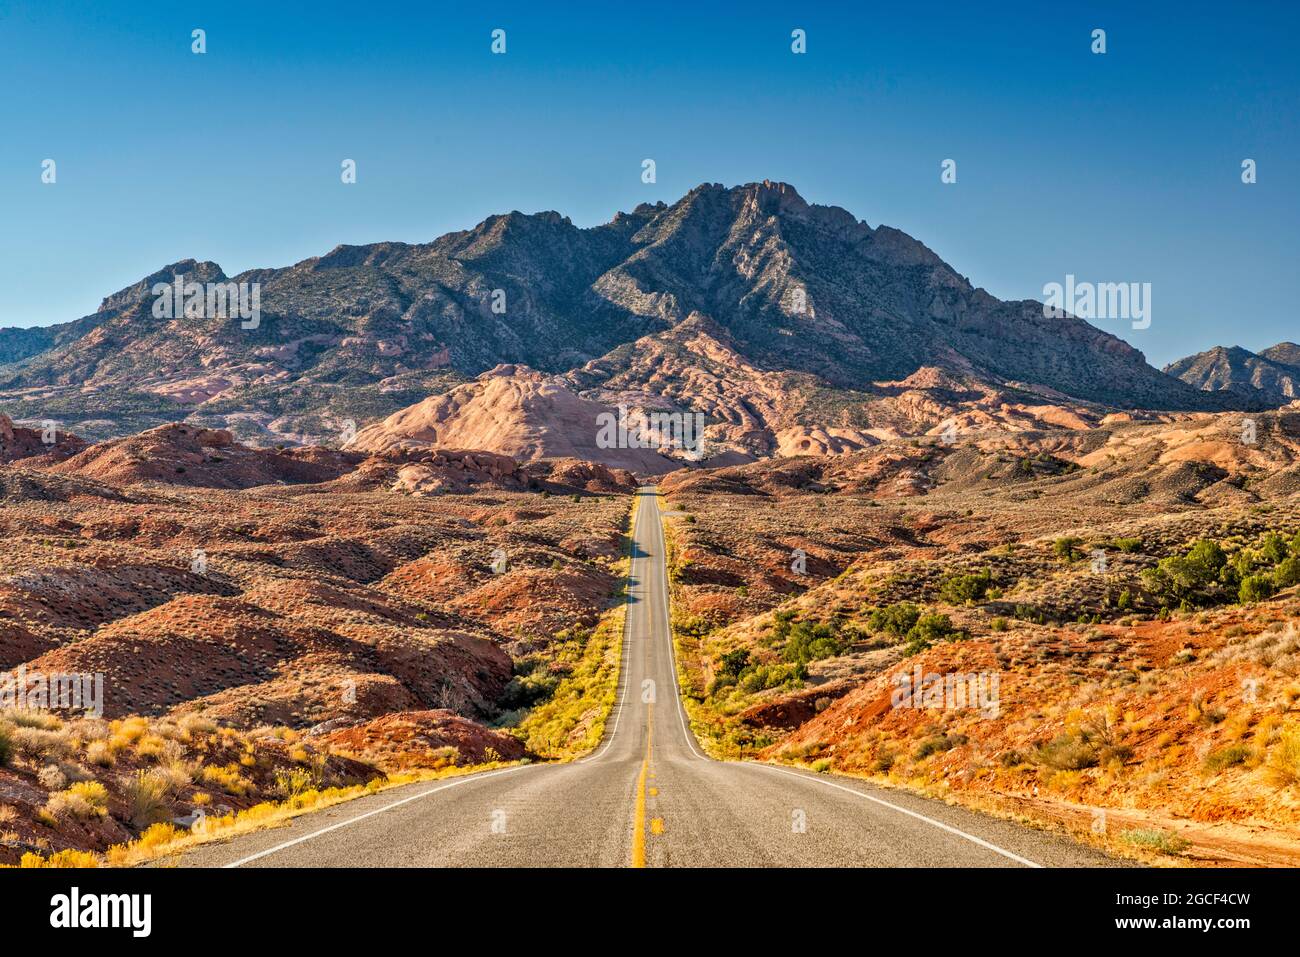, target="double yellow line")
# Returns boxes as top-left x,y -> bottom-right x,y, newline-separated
630,703 -> 654,868
630,489 -> 665,868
